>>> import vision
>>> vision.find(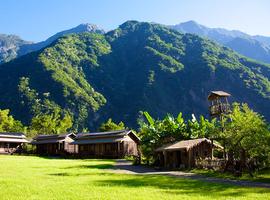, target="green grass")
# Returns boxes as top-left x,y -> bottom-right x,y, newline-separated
0,156 -> 269,200
191,169 -> 270,183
